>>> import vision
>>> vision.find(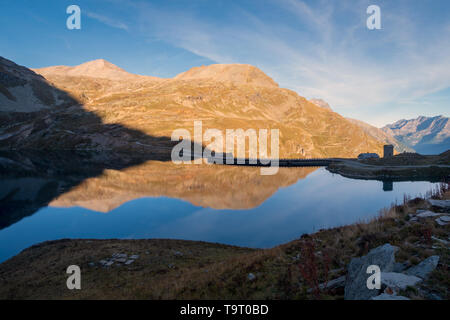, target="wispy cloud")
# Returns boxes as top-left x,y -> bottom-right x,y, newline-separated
85,10 -> 129,31
119,0 -> 450,125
